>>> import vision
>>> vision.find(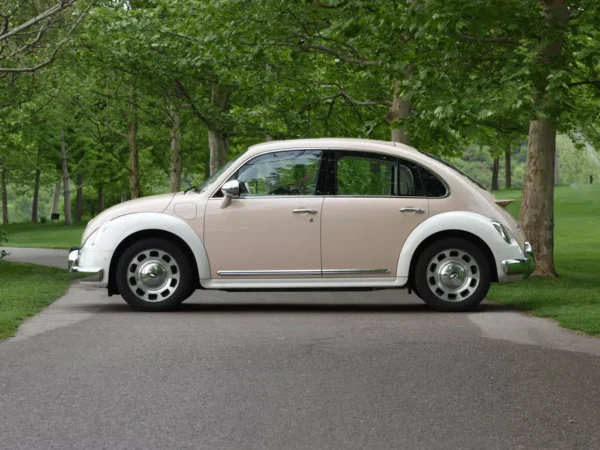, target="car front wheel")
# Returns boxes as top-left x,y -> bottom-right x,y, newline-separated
413,237 -> 491,312
115,238 -> 195,311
